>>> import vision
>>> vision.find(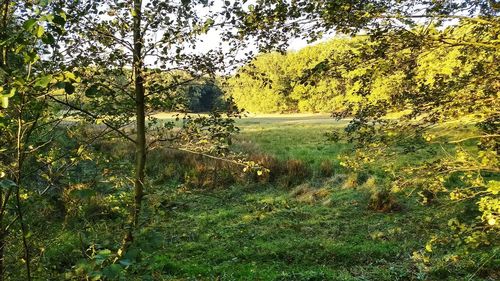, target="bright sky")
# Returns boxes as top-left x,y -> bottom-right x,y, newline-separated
141,0 -> 463,68
142,0 -> 333,67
